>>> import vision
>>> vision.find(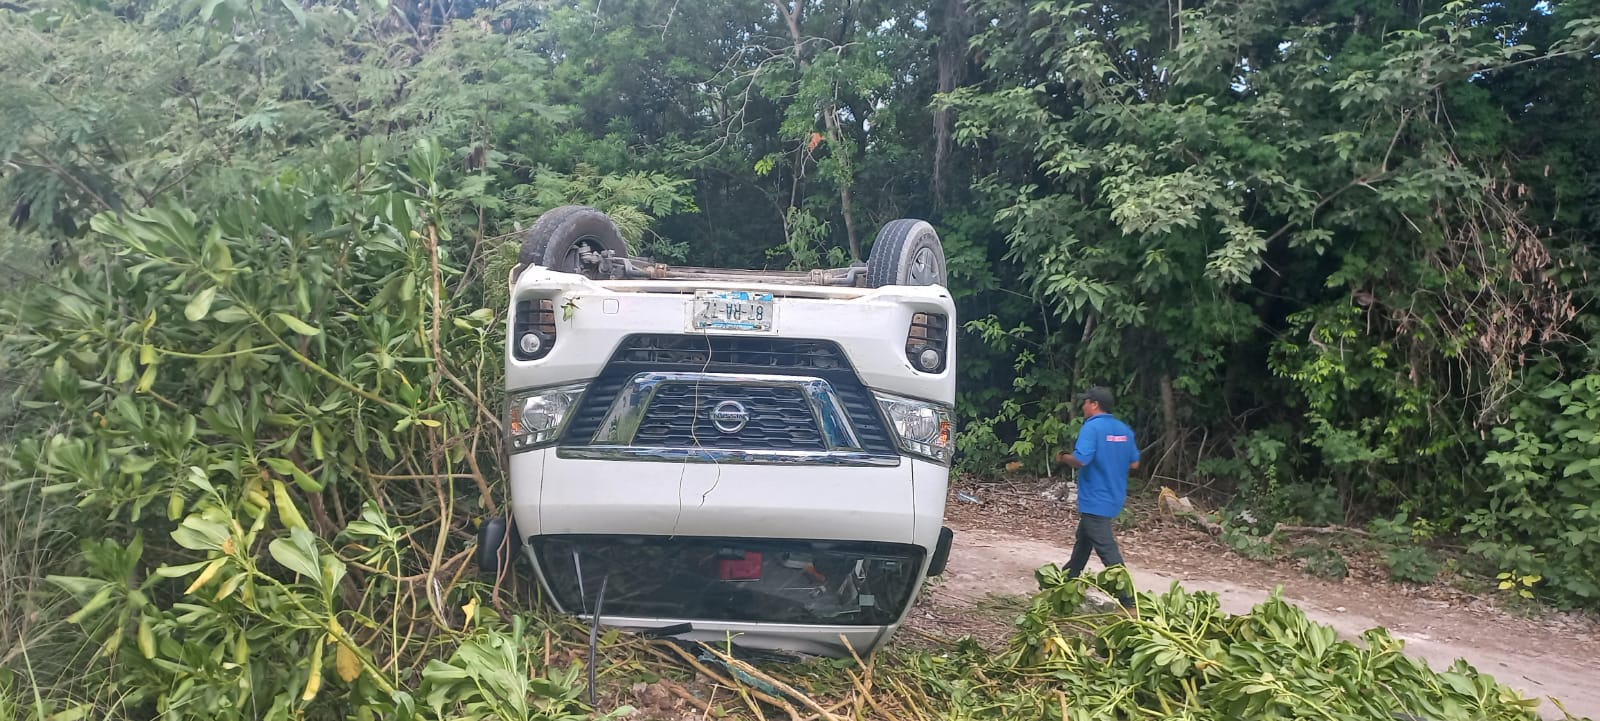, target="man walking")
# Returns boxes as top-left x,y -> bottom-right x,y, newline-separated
1055,386 -> 1140,606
